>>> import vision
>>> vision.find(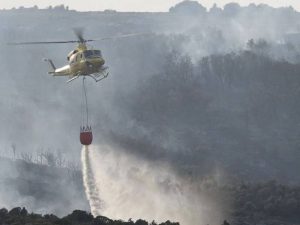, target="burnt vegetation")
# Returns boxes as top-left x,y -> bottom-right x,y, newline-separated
0,208 -> 179,225
1,180 -> 300,225
2,1 -> 300,225
112,48 -> 300,184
